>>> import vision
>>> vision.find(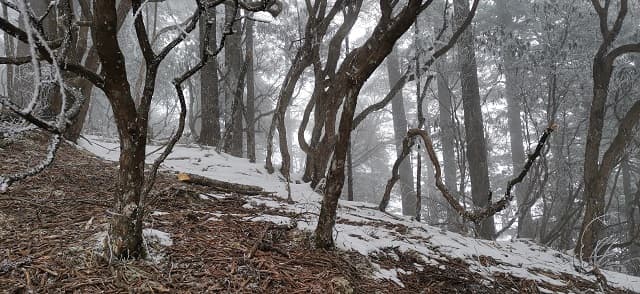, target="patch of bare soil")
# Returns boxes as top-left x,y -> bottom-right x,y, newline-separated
0,132 -> 634,293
